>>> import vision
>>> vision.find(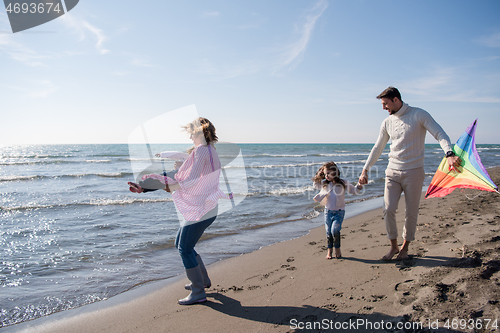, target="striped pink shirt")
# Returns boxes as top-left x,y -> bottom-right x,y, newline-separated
172,144 -> 229,221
